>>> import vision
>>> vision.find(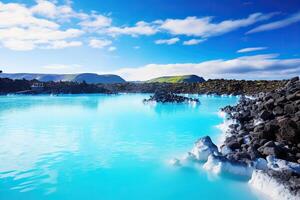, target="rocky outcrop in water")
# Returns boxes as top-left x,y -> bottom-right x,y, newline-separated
143,91 -> 199,103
